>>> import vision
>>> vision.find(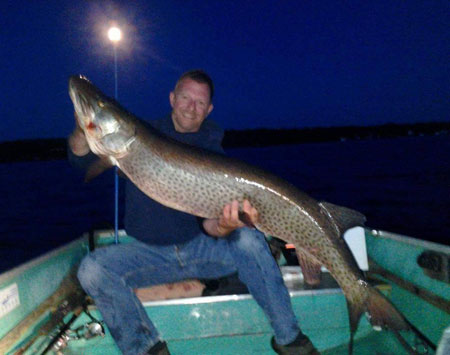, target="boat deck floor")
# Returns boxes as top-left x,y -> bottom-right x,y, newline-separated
16,268 -> 418,354
59,329 -> 411,354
